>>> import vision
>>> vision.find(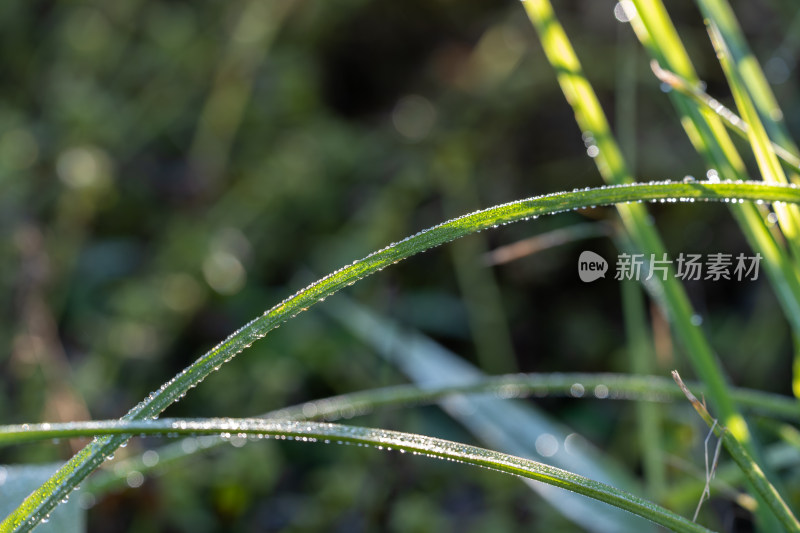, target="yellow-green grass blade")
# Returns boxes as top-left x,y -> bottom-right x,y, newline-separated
707,21 -> 800,265
523,3 -> 797,527
650,61 -> 800,171
629,0 -> 800,400
627,3 -> 800,527
521,0 -> 750,451
706,21 -> 800,403
693,0 -> 800,163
